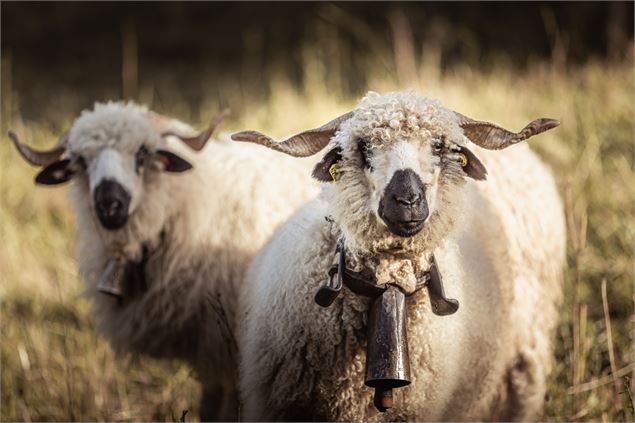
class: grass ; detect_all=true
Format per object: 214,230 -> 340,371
1,56 -> 633,421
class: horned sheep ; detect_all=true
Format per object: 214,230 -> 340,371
233,90 -> 565,421
9,101 -> 321,421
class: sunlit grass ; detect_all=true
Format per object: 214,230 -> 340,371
1,59 -> 633,421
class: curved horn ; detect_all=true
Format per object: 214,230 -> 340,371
161,108 -> 231,151
454,112 -> 560,150
8,130 -> 68,166
231,111 -> 354,157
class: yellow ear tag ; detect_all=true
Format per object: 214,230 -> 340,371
329,163 -> 339,182
458,153 -> 468,168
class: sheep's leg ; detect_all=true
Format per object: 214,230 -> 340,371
219,388 -> 239,422
199,384 -> 238,422
497,350 -> 547,421
199,385 -> 222,422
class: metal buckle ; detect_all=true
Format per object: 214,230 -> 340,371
314,238 -> 345,307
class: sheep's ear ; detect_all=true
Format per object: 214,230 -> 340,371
35,159 -> 75,185
312,147 -> 342,182
457,146 -> 487,181
155,150 -> 193,173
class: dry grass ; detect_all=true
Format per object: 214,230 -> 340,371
1,57 -> 633,421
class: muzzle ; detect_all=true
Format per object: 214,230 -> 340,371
378,169 -> 428,237
93,179 -> 131,230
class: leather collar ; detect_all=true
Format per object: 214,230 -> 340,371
315,237 -> 459,316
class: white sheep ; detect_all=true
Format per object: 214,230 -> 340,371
9,101 -> 321,421
232,90 -> 565,421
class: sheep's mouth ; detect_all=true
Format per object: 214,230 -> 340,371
96,212 -> 129,230
382,216 -> 425,237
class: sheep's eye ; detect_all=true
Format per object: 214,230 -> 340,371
357,138 -> 373,171
73,156 -> 87,170
432,138 -> 445,155
135,145 -> 148,172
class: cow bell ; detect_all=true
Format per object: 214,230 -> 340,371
97,257 -> 127,298
365,285 -> 411,412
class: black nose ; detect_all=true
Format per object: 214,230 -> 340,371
394,192 -> 421,207
378,169 -> 428,237
94,180 -> 131,230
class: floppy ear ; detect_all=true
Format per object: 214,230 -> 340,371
457,146 -> 487,181
155,150 -> 193,173
35,159 -> 75,185
312,147 -> 342,182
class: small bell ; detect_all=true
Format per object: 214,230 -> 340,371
97,257 -> 127,298
365,285 -> 411,412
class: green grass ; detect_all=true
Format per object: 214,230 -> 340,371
1,59 -> 633,421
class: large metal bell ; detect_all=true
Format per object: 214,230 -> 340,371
364,285 -> 411,412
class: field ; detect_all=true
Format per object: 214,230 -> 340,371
1,56 -> 633,421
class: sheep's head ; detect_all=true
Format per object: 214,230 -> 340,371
235,90 -> 559,254
9,102 -> 227,231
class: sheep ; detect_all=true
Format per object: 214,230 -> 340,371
9,101 -> 321,421
232,90 -> 565,421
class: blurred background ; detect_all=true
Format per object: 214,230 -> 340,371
1,2 -> 633,421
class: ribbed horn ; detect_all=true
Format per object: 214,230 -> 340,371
231,111 -> 354,157
161,108 -> 231,151
8,130 -> 68,167
454,112 -> 560,150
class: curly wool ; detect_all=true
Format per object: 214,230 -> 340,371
324,91 -> 468,261
239,90 -> 565,421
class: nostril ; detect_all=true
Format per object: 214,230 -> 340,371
394,193 -> 421,207
93,180 -> 130,230
107,200 -> 122,216
97,199 -> 123,216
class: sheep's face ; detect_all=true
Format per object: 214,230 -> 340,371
231,90 -> 557,254
352,137 -> 443,237
34,103 -> 193,231
315,93 -> 486,253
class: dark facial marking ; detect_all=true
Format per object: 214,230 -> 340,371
75,156 -> 87,170
432,137 -> 445,155
357,138 -> 373,171
93,179 -> 131,230
430,137 -> 488,181
135,145 -> 148,173
378,168 -> 428,237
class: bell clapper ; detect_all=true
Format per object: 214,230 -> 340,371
374,387 -> 394,412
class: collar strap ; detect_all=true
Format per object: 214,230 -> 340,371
341,267 -> 386,298
314,237 -> 459,316
426,255 -> 459,316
